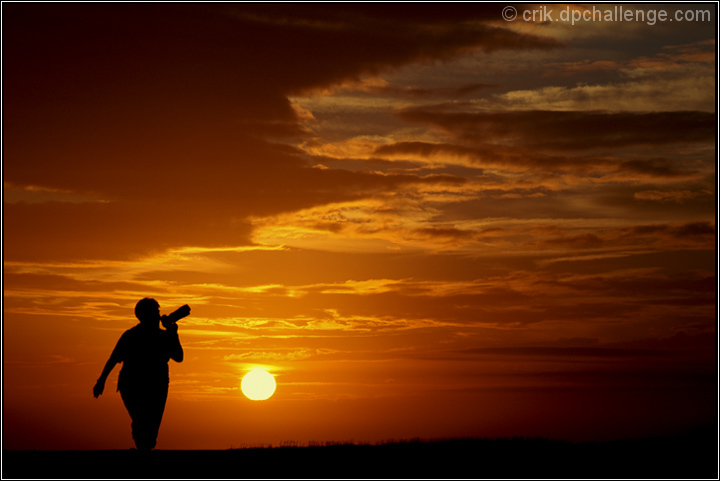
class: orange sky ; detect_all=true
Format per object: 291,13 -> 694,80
3,3 -> 716,450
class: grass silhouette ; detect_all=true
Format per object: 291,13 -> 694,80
3,425 -> 716,479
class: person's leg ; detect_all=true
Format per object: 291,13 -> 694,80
145,383 -> 169,449
122,382 -> 169,450
120,386 -> 149,450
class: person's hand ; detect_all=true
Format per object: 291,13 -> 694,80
93,379 -> 105,398
165,321 -> 179,334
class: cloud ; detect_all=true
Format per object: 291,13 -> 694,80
489,76 -> 715,112
375,141 -> 705,184
5,355 -> 79,366
459,346 -> 671,358
476,38 -> 715,112
332,79 -> 500,100
4,4 -> 561,264
548,39 -> 714,77
623,39 -> 716,76
223,349 -> 333,362
393,110 -> 715,151
634,189 -> 713,203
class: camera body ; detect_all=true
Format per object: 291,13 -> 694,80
161,304 -> 191,328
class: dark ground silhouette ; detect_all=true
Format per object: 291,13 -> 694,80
3,425 -> 716,479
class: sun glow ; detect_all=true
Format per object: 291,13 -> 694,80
241,369 -> 277,401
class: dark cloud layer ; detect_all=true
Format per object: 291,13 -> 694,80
394,110 -> 715,150
4,3 -> 559,261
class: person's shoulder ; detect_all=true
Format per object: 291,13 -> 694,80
122,324 -> 142,337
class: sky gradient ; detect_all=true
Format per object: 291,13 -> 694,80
3,3 -> 716,450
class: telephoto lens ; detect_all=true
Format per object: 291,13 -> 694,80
162,304 -> 190,327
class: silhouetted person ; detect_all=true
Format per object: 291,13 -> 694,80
93,298 -> 189,451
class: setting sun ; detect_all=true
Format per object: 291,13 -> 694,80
241,369 -> 277,401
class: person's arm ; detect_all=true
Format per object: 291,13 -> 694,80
93,335 -> 124,398
165,322 -> 184,363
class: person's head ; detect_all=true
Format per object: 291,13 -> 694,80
135,298 -> 160,325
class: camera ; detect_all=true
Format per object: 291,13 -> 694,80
161,304 -> 191,328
